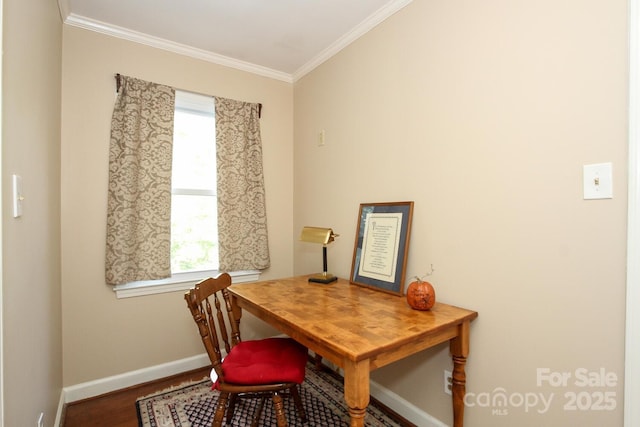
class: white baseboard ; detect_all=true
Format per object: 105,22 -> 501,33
54,392 -> 65,427
56,352 -> 444,427
60,353 -> 210,405
369,379 -> 447,427
56,353 -> 210,426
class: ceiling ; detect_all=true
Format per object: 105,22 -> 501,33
58,0 -> 412,82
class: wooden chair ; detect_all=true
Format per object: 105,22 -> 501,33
184,273 -> 308,427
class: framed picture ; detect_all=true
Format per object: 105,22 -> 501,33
350,201 -> 414,295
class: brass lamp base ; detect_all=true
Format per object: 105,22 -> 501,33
308,273 -> 338,284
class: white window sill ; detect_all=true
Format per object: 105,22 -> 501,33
113,270 -> 261,299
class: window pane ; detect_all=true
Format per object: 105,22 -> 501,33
171,194 -> 218,273
172,109 -> 216,190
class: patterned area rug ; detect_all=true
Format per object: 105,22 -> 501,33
136,362 -> 411,426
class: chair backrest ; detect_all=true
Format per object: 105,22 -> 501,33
185,273 -> 241,382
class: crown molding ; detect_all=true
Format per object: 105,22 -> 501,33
61,0 -> 412,84
292,0 -> 413,82
63,13 -> 294,83
57,0 -> 69,22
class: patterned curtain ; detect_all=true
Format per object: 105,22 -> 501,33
215,96 -> 270,271
105,76 -> 175,286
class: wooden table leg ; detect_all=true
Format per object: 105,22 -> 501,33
449,321 -> 471,427
343,359 -> 370,427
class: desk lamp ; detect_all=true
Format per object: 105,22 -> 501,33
300,226 -> 339,284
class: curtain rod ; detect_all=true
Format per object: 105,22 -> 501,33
114,73 -> 262,118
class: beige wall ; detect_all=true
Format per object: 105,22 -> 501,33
61,26 -> 294,385
36,0 -> 631,425
2,0 -> 63,425
294,1 -> 628,426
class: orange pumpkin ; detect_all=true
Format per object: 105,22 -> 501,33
406,279 -> 436,311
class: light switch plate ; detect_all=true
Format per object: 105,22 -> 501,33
12,174 -> 23,217
583,163 -> 613,200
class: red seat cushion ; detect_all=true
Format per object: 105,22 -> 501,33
214,338 -> 307,389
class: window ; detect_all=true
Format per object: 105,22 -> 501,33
113,91 -> 259,298
171,91 -> 218,273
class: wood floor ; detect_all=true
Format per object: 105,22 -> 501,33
61,366 -> 211,427
62,364 -> 416,427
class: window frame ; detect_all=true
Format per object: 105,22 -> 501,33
113,270 -> 260,298
112,90 -> 262,298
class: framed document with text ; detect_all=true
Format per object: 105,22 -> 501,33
350,201 -> 414,295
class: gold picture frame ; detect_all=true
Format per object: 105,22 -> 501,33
350,201 -> 414,296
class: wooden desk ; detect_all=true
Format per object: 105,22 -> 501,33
228,275 -> 478,427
